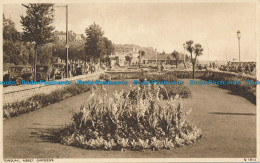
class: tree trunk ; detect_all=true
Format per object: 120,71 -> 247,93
34,44 -> 38,81
139,53 -> 141,68
183,60 -> 186,69
192,63 -> 195,79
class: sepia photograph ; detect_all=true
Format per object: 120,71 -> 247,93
1,0 -> 259,162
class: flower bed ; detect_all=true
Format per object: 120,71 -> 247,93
57,85 -> 201,151
138,74 -> 191,98
3,84 -> 92,119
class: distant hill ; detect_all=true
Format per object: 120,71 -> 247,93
113,44 -> 156,59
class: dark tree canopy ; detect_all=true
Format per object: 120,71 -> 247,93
3,14 -> 28,65
20,3 -> 55,80
85,22 -> 104,62
20,3 -> 55,45
85,22 -> 114,63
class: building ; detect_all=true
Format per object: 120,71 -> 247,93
75,34 -> 83,42
142,53 -> 184,64
57,34 -> 66,41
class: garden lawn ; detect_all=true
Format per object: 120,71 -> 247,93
3,79 -> 256,158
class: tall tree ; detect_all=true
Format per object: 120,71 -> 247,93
103,37 -> 115,56
20,3 -> 55,81
3,14 -> 25,65
185,40 -> 203,79
85,22 -> 104,63
171,50 -> 180,68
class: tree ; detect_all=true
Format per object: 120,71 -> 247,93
171,50 -> 180,68
20,3 -> 55,81
85,22 -> 104,63
103,37 -> 115,56
138,50 -> 145,68
52,30 -> 86,63
125,54 -> 133,66
161,50 -> 166,55
185,40 -> 203,79
3,14 -> 25,65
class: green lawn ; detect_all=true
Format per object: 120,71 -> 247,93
3,79 -> 256,158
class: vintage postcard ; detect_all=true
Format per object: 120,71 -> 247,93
0,0 -> 259,162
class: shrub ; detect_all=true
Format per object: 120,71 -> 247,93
200,72 -> 256,104
57,85 -> 201,151
99,73 -> 111,81
3,83 -> 92,119
138,74 -> 191,98
139,73 -> 178,82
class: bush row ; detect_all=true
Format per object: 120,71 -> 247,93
100,72 -> 142,80
138,73 -> 191,98
200,72 -> 256,104
3,84 -> 92,119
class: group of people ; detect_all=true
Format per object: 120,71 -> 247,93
68,62 -> 102,77
219,62 -> 256,75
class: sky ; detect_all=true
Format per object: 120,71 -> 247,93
3,2 -> 257,61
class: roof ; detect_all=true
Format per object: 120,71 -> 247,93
144,53 -> 185,60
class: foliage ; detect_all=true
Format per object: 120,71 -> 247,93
200,72 -> 256,104
139,73 -> 178,82
20,3 -> 55,80
125,54 -> 134,66
171,50 -> 180,68
138,50 -> 145,68
184,40 -> 203,79
99,72 -> 142,80
164,71 -> 207,79
3,14 -> 29,65
57,85 -> 202,151
3,84 -> 92,119
85,22 -> 115,63
20,3 -> 55,45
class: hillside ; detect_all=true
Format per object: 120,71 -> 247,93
113,44 -> 156,59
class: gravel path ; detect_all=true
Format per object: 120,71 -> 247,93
3,79 -> 256,158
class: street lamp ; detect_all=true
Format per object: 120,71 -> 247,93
155,48 -> 158,68
237,30 -> 241,63
54,4 -> 69,78
183,43 -> 186,62
183,43 -> 186,69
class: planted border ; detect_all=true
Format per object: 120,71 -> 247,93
3,83 -> 92,119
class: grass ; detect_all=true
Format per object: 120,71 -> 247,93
3,79 -> 256,158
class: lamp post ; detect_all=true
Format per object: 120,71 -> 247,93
183,43 -> 186,62
237,30 -> 241,63
183,43 -> 186,69
155,48 -> 158,68
54,4 -> 69,78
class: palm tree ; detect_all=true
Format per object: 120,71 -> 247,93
185,40 -> 203,79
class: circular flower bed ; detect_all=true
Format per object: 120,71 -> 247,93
57,84 -> 202,151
